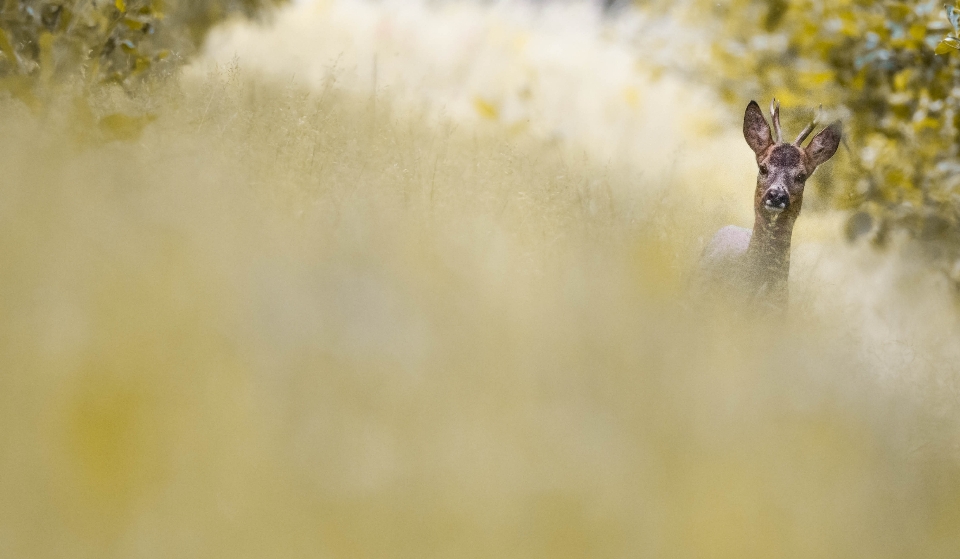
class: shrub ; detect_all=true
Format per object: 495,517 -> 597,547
661,0 -> 960,283
0,0 -> 284,105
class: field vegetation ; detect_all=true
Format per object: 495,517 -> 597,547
0,1 -> 959,558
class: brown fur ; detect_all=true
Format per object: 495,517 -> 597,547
701,100 -> 841,311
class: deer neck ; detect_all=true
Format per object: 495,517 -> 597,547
744,211 -> 797,297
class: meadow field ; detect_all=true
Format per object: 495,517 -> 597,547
2,1 -> 960,558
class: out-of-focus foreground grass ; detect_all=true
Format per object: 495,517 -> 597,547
1,69 -> 960,559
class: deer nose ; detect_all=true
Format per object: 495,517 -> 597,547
763,189 -> 789,213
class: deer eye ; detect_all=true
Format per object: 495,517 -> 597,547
795,173 -> 806,182
759,165 -> 769,175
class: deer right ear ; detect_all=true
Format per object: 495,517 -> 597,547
805,120 -> 842,168
743,100 -> 773,157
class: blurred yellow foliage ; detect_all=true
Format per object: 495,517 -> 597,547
623,86 -> 641,109
0,0 -> 285,100
0,3 -> 956,557
474,96 -> 500,120
99,112 -> 157,141
0,50 -> 957,559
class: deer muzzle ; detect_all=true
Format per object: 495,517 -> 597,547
762,188 -> 789,214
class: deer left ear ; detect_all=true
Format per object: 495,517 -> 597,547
743,100 -> 773,157
805,121 -> 842,168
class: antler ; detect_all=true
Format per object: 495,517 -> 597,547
794,104 -> 823,146
770,98 -> 782,143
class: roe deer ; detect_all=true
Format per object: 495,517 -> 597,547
700,99 -> 842,310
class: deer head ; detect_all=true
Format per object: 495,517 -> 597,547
742,99 -> 842,224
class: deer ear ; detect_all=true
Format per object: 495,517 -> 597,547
805,121 -> 842,168
743,100 -> 773,157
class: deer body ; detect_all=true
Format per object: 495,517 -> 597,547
700,100 -> 842,309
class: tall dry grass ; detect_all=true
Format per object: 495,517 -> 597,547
0,63 -> 957,558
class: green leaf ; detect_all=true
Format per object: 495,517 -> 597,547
935,36 -> 960,54
0,28 -> 19,70
123,17 -> 146,31
116,0 -> 127,13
